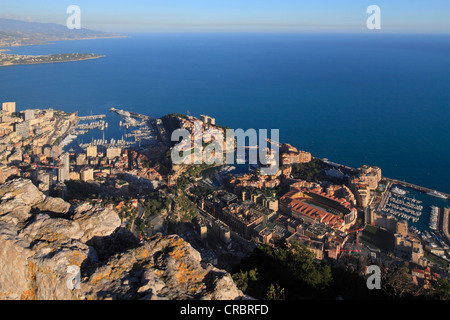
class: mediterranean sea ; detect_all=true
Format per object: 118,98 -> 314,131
0,32 -> 449,194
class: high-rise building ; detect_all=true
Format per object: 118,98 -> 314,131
86,144 -> 97,158
76,153 -> 86,166
52,145 -> 63,157
38,170 -> 53,187
13,121 -> 29,138
2,102 -> 16,113
200,114 -> 216,125
69,171 -> 80,180
32,145 -> 42,156
23,109 -> 35,121
58,152 -> 70,182
43,145 -> 52,157
396,220 -> 408,237
106,147 -> 122,159
80,166 -> 94,182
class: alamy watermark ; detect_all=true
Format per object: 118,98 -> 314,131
65,5 -> 381,31
366,265 -> 381,290
367,5 -> 381,30
66,265 -> 81,290
171,121 -> 279,176
66,5 -> 81,30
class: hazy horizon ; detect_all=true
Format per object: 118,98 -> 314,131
0,0 -> 449,34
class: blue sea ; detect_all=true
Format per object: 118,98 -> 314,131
0,33 -> 449,195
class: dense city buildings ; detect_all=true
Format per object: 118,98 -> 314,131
0,103 -> 448,297
280,143 -> 312,165
2,101 -> 16,113
200,114 -> 216,126
86,144 -> 98,158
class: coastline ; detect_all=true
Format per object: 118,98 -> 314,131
2,34 -> 448,197
0,34 -> 127,50
0,54 -> 105,68
0,34 -> 124,67
319,157 -> 449,199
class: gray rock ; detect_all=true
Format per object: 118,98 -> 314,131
29,240 -> 96,300
0,180 -> 245,300
0,179 -> 44,226
73,206 -> 121,243
203,269 -> 245,300
82,235 -> 245,300
137,269 -> 166,294
20,214 -> 84,244
35,197 -> 71,214
0,221 -> 33,300
73,202 -> 93,216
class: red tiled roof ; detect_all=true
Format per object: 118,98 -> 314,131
289,199 -> 343,228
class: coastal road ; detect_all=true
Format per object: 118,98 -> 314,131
130,202 -> 145,238
162,196 -> 176,235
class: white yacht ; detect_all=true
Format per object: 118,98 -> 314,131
391,186 -> 406,195
427,190 -> 447,199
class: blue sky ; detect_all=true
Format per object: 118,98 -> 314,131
1,0 -> 449,33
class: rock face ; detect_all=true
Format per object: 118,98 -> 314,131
73,206 -> 122,243
0,179 -> 245,300
0,178 -> 45,226
81,235 -> 244,300
35,196 -> 71,214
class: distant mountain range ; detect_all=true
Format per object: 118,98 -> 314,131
0,18 -> 123,48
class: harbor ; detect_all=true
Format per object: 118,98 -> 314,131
381,184 -> 449,231
429,206 -> 439,231
78,136 -> 134,149
64,108 -> 160,152
379,183 -> 450,261
390,179 -> 449,200
110,107 -> 150,128
78,114 -> 106,121
381,186 -> 423,223
73,119 -> 108,131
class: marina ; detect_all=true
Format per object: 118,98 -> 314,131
380,183 -> 450,261
429,205 -> 439,231
74,120 -> 108,131
381,183 -> 449,232
390,179 -> 449,200
78,114 -> 106,121
111,107 -> 149,128
79,136 -> 134,149
381,187 -> 423,223
67,108 -> 160,151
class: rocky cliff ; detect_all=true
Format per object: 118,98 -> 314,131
0,179 -> 245,300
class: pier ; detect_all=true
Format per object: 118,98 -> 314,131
109,107 -> 151,120
429,206 -> 439,231
443,208 -> 450,242
311,156 -> 357,173
266,138 -> 281,148
110,107 -> 150,128
79,137 -> 134,149
78,114 -> 106,121
75,120 -> 108,131
129,110 -> 151,120
389,179 -> 450,199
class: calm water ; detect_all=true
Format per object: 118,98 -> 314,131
0,33 -> 449,193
